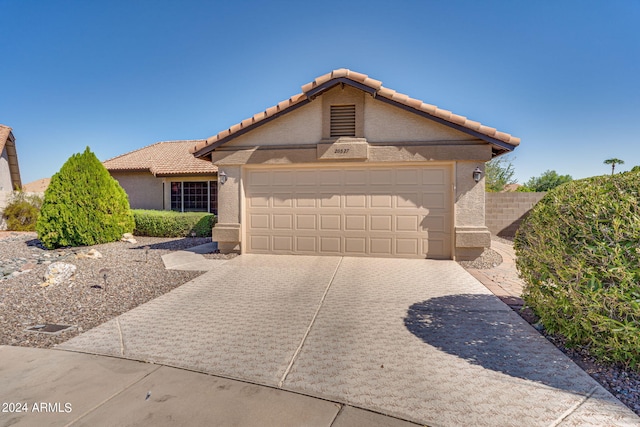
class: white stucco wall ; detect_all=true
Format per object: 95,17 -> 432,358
0,149 -> 13,191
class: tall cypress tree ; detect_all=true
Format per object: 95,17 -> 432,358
36,147 -> 135,249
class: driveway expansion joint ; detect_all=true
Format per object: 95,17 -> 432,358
279,256 -> 344,388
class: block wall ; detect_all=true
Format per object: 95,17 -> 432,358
485,192 -> 546,237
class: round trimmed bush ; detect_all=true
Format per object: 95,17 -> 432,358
36,147 -> 135,248
515,171 -> 640,369
2,191 -> 43,231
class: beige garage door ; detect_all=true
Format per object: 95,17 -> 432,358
245,165 -> 452,259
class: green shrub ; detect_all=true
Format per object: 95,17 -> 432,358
2,191 -> 43,231
515,171 -> 640,369
36,147 -> 135,249
133,210 -> 215,237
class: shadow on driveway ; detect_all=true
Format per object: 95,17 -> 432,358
404,294 -> 595,393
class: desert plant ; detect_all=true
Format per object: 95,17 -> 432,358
36,147 -> 135,248
521,170 -> 572,192
515,171 -> 640,369
2,191 -> 43,231
604,158 -> 624,175
485,154 -> 517,192
133,210 -> 215,237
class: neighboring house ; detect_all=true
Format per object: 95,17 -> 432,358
191,69 -> 520,260
0,125 -> 21,192
0,125 -> 23,227
104,140 -> 218,214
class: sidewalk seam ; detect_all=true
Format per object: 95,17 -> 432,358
278,257 -> 344,388
549,386 -> 598,427
63,365 -> 162,427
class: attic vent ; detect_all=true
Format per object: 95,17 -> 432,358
330,105 -> 356,137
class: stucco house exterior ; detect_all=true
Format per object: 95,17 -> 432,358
0,125 -> 22,192
104,140 -> 218,214
190,69 -> 520,260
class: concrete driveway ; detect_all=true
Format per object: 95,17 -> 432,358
58,255 -> 638,426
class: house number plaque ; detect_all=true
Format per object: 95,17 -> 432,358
317,138 -> 368,160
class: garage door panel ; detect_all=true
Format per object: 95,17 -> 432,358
345,215 -> 366,231
370,238 -> 393,254
422,169 -> 446,185
272,171 -> 295,186
295,194 -> 317,208
296,236 -> 317,252
396,215 -> 420,232
249,235 -> 270,251
273,235 -> 294,251
250,194 -> 270,208
320,237 -> 341,252
397,193 -> 420,209
396,238 -> 419,255
296,214 -> 316,230
245,165 -> 451,259
295,170 -> 318,186
370,169 -> 393,185
320,215 -> 341,230
319,170 -> 342,185
320,194 -> 341,208
371,215 -> 393,231
423,192 -> 447,209
371,194 -> 393,208
421,215 -> 446,231
250,214 -> 270,229
396,169 -> 420,185
345,194 -> 366,208
273,214 -> 293,230
345,237 -> 366,255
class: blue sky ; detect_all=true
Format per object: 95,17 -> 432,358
2,0 -> 639,185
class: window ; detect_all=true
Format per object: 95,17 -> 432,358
330,104 -> 356,137
171,181 -> 218,214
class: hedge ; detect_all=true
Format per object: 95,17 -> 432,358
514,171 -> 640,369
133,210 -> 216,237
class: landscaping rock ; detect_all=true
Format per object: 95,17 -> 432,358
76,249 -> 103,259
121,233 -> 137,244
42,262 -> 76,287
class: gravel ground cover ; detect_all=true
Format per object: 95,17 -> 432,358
0,231 -> 638,415
0,232 -> 207,348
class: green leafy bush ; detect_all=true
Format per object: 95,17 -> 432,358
515,171 -> 640,369
2,191 -> 43,231
36,147 -> 135,248
133,210 -> 215,237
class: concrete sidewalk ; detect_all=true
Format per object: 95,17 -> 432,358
160,242 -> 227,271
54,254 -> 640,426
0,346 -> 417,427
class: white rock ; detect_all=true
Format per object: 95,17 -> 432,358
42,262 -> 77,286
76,249 -> 103,259
121,233 -> 137,244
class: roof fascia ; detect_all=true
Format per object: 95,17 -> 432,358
304,77 -> 378,99
374,95 -> 516,156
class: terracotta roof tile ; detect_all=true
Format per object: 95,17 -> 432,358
191,69 -> 520,157
104,140 -> 217,176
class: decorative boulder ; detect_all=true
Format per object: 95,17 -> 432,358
121,233 -> 137,244
42,262 -> 77,287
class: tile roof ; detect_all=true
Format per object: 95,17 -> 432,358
0,124 -> 22,189
104,140 -> 217,176
191,68 -> 520,158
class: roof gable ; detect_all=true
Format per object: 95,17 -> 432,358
192,69 -> 520,158
104,140 -> 217,176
